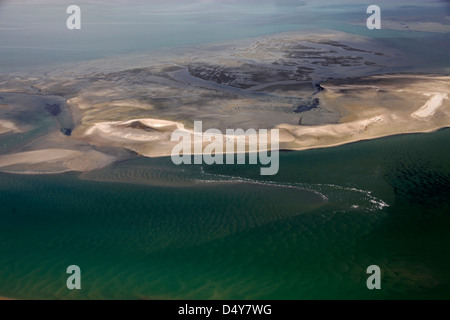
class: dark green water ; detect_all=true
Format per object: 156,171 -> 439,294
0,129 -> 449,299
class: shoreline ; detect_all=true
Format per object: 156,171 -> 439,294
283,123 -> 450,153
1,125 -> 449,176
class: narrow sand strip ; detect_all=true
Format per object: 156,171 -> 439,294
0,149 -> 82,167
0,148 -> 117,173
412,93 -> 448,118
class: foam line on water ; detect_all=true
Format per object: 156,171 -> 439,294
195,167 -> 389,212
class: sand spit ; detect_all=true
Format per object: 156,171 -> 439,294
0,149 -> 117,174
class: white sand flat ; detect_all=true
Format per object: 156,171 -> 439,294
412,93 -> 448,118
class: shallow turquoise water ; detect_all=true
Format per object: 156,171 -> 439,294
1,1 -> 448,74
0,129 -> 449,299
